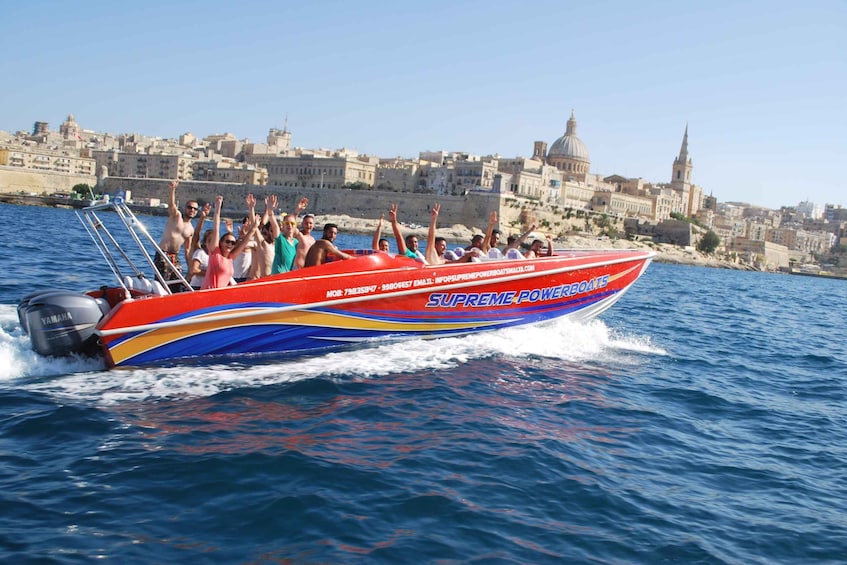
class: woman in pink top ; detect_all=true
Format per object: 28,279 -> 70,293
202,195 -> 258,290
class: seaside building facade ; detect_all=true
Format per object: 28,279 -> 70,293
266,149 -> 379,189
0,144 -> 95,176
1,112 -> 842,265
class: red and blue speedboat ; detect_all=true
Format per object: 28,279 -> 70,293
18,200 -> 654,368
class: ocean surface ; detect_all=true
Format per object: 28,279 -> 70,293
1,202 -> 845,564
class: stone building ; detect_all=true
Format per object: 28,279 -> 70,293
0,144 -> 95,175
115,152 -> 195,180
193,159 -> 268,184
266,149 -> 379,189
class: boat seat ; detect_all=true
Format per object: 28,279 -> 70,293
123,275 -> 168,296
488,248 -> 503,259
506,248 -> 525,260
452,247 -> 465,258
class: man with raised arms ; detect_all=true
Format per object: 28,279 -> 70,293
155,180 -> 199,291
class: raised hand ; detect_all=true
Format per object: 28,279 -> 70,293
266,194 -> 278,212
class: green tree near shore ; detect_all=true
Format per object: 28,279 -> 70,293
71,183 -> 93,199
697,230 -> 720,254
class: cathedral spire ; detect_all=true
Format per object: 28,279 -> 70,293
678,123 -> 689,162
671,123 -> 693,188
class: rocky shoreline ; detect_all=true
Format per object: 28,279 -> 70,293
317,213 -> 752,270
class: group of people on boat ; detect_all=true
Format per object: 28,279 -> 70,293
154,180 -> 555,291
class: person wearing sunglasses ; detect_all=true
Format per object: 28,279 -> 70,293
202,195 -> 260,290
265,195 -> 310,273
269,213 -> 307,274
154,180 -> 201,291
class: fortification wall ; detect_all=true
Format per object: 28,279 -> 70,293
1,169 -> 602,237
0,167 -> 96,195
99,178 -> 509,232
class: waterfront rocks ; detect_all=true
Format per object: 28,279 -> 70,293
314,214 -> 744,269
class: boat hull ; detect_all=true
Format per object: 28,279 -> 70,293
96,250 -> 654,368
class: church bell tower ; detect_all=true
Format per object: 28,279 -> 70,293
671,124 -> 692,190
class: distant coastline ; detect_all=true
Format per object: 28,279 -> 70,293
0,192 -> 752,271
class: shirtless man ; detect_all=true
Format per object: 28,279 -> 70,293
293,210 -> 316,270
304,223 -> 355,267
155,180 -> 199,291
252,194 -> 277,279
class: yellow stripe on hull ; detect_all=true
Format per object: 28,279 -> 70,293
107,307 -> 506,366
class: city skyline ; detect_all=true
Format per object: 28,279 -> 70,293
1,1 -> 843,210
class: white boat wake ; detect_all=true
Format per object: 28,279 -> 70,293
0,304 -> 665,405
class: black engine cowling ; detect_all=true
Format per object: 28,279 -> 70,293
18,291 -> 111,357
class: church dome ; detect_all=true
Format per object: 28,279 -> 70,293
548,111 -> 589,162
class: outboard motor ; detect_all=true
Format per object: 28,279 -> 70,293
18,291 -> 111,357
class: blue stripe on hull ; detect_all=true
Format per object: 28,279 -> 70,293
117,290 -> 623,366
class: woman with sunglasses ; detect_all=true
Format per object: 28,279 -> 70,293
202,195 -> 259,290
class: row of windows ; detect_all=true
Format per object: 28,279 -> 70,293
269,167 -> 344,176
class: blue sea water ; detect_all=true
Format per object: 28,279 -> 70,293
0,202 -> 845,563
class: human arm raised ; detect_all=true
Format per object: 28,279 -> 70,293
482,210 -> 497,252
167,180 -> 180,218
372,213 -> 385,251
211,195 -> 223,251
389,203 -> 408,256
230,214 -> 260,259
425,204 -> 441,265
508,223 -> 538,250
291,225 -> 308,270
188,202 -> 210,256
184,200 -> 210,264
295,196 -> 308,216
267,194 -> 280,240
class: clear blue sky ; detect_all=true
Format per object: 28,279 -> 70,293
2,0 -> 844,209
